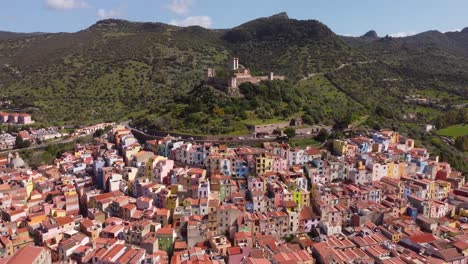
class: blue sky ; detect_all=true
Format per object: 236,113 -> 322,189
1,0 -> 467,37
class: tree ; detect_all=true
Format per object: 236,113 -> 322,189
302,114 -> 314,125
239,111 -> 248,120
315,128 -> 329,142
93,129 -> 105,138
283,127 -> 296,139
454,135 -> 468,152
15,135 -> 31,148
334,113 -> 352,130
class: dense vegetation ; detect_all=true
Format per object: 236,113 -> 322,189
0,13 -> 467,172
223,13 -> 364,80
133,80 -> 315,135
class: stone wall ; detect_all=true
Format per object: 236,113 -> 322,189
253,122 -> 290,134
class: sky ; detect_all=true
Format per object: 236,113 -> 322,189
1,0 -> 467,37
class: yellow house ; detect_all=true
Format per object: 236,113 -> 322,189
436,181 -> 451,199
64,189 -> 77,196
386,161 -> 405,180
170,185 -> 180,194
357,160 -> 366,170
332,140 -> 347,156
256,153 -> 273,175
427,180 -> 437,200
292,187 -> 310,210
390,132 -> 400,144
387,162 -> 396,179
397,162 -> 406,178
23,179 -> 33,199
292,188 -> 302,208
460,208 -> 468,217
28,213 -> 47,226
166,194 -> 179,211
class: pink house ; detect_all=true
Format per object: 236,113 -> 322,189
0,112 -> 8,123
8,113 -> 19,123
228,246 -> 251,264
154,158 -> 174,183
136,196 -> 153,210
267,181 -> 287,208
273,156 -> 288,172
18,113 -> 32,124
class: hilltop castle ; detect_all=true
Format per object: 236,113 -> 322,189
204,57 -> 285,97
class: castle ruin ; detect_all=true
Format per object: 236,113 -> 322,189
204,57 -> 285,97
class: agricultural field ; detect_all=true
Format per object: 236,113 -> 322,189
436,124 -> 468,138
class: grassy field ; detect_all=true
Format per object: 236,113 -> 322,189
289,137 -> 321,147
436,124 -> 468,138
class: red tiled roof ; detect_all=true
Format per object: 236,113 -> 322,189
156,227 -> 174,236
227,246 -> 242,255
6,245 -> 46,263
409,233 -> 437,244
453,240 -> 468,251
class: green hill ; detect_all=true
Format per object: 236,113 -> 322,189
1,13 -> 467,173
0,14 -> 467,134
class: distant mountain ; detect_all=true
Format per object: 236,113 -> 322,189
362,30 -> 378,38
222,13 -> 363,79
0,13 -> 467,128
0,31 -> 46,41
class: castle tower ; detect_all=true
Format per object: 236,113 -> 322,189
204,68 -> 215,79
228,77 -> 237,88
268,72 -> 274,80
229,57 -> 239,71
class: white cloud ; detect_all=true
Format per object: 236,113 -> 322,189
169,16 -> 212,28
97,9 -> 121,19
45,0 -> 90,10
389,31 -> 417,37
167,0 -> 193,15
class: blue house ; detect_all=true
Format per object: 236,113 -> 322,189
235,160 -> 249,178
372,133 -> 390,152
406,207 -> 418,221
349,137 -> 372,154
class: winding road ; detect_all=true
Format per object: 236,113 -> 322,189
0,134 -> 89,155
301,60 -> 377,81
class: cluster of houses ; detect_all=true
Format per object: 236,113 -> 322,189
0,122 -> 113,151
0,112 -> 33,125
70,122 -> 114,137
16,127 -> 66,143
0,132 -> 16,150
0,125 -> 466,264
0,127 -> 65,151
